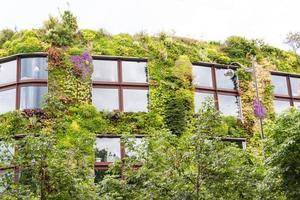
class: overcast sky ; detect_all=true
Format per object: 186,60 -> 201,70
1,0 -> 299,50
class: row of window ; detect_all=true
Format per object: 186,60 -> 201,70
0,136 -> 246,185
1,56 -> 300,115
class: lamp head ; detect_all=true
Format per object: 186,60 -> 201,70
224,68 -> 235,79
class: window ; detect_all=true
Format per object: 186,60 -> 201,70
92,58 -> 148,112
95,137 -> 121,162
95,136 -> 145,182
92,60 -> 118,82
0,170 -> 14,193
271,73 -> 300,113
193,64 -> 240,117
0,60 -> 17,85
0,141 -> 14,166
193,66 -> 213,87
21,57 -> 48,80
290,77 -> 300,97
273,99 -> 291,113
122,61 -> 147,83
20,86 -> 47,109
92,88 -> 119,112
0,55 -> 48,113
123,89 -> 148,112
218,94 -> 240,116
272,75 -> 288,95
0,88 -> 16,114
194,92 -> 214,113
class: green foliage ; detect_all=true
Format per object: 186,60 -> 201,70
0,29 -> 14,47
264,108 -> 300,199
45,11 -> 78,47
98,101 -> 262,199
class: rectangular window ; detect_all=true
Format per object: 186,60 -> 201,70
272,75 -> 289,95
192,66 -> 213,87
20,86 -> 47,109
0,60 -> 17,85
0,170 -> 14,193
215,68 -> 235,90
0,88 -> 16,114
125,137 -> 146,158
273,99 -> 291,113
271,73 -> 300,114
92,60 -> 118,82
95,137 -> 121,162
193,64 -> 240,117
21,57 -> 48,80
218,94 -> 240,117
92,88 -> 119,112
0,141 -> 14,166
290,77 -> 300,97
92,58 -> 148,112
123,89 -> 148,112
122,61 -> 147,83
194,92 -> 214,113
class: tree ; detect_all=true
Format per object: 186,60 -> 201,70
285,32 -> 300,53
264,108 -> 300,199
97,100 -> 262,199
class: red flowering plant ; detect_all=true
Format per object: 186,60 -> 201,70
253,99 -> 266,119
70,51 -> 92,78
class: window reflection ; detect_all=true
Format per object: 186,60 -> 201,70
194,92 -> 214,113
0,141 -> 14,165
21,57 -> 48,80
92,88 -> 119,111
218,95 -> 239,116
0,88 -> 16,114
123,89 -> 148,112
122,61 -> 147,83
294,101 -> 300,108
20,86 -> 47,109
273,100 -> 291,113
92,60 -> 118,82
125,138 -> 146,158
0,60 -> 17,85
215,68 -> 235,89
95,138 -> 121,162
0,170 -> 13,193
192,66 -> 213,87
290,77 -> 300,97
272,75 -> 288,95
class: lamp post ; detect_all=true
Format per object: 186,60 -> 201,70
245,56 -> 265,159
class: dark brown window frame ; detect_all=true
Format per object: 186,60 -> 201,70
193,62 -> 240,114
0,53 -> 48,111
271,71 -> 300,107
92,56 -> 149,112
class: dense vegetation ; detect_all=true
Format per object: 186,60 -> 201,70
0,11 -> 299,199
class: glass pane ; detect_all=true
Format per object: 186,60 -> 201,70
273,100 -> 291,113
122,61 -> 147,83
0,60 -> 17,85
216,68 -> 235,89
92,60 -> 118,82
192,65 -> 213,87
0,141 -> 14,165
194,92 -> 214,113
272,75 -> 288,95
20,86 -> 47,109
218,95 -> 240,116
123,89 -> 148,112
0,170 -> 13,193
0,88 -> 16,114
21,57 -> 48,80
125,138 -> 146,158
92,88 -> 119,111
95,137 -> 120,162
290,77 -> 300,97
294,101 -> 300,108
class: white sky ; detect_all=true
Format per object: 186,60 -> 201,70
1,0 -> 299,50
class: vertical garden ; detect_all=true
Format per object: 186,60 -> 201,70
0,11 -> 299,199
